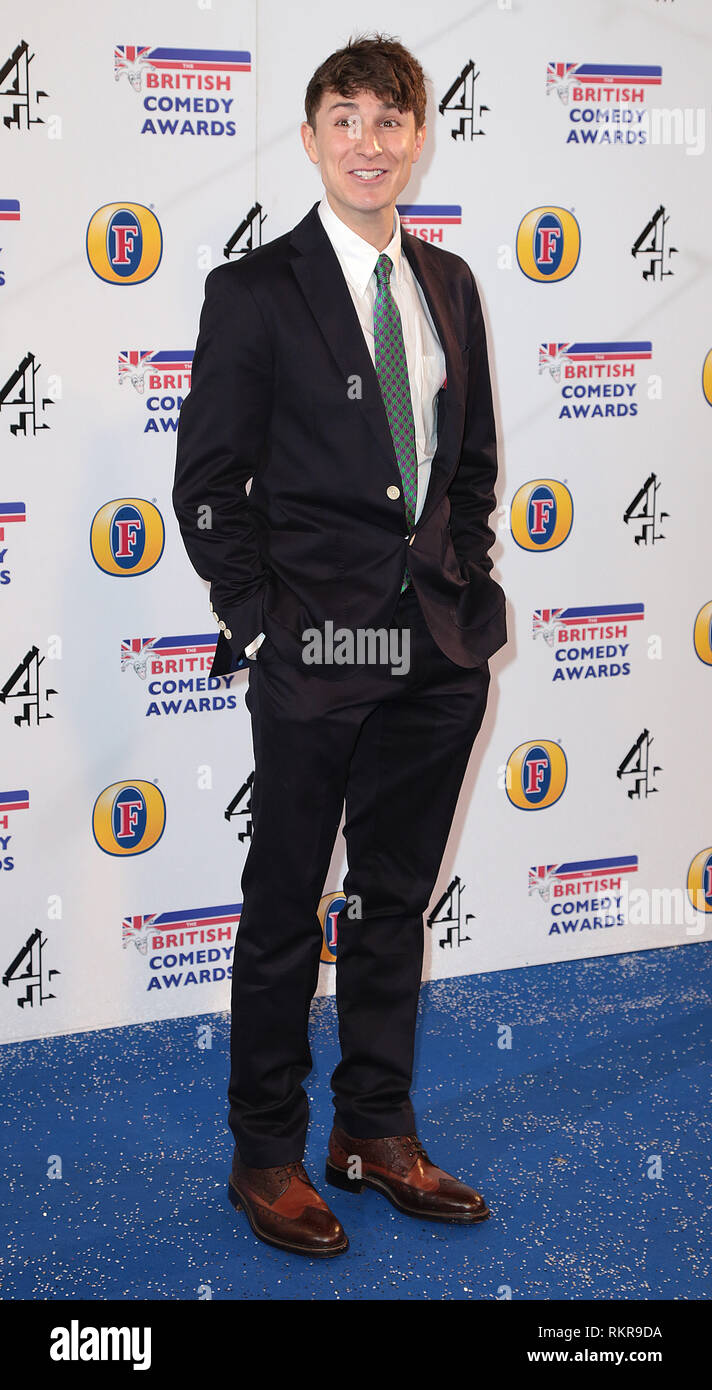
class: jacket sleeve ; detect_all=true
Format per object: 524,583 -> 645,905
446,269 -> 499,575
172,262 -> 273,658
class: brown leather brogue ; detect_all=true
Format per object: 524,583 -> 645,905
228,1153 -> 349,1256
325,1126 -> 490,1223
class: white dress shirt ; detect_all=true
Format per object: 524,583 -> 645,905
244,193 -> 446,658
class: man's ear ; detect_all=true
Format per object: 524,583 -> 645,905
412,123 -> 427,164
301,121 -> 320,165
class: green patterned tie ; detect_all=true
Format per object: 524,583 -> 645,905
373,252 -> 417,594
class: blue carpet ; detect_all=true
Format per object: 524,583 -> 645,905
2,944 -> 711,1300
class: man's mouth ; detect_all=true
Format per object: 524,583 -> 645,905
349,168 -> 388,181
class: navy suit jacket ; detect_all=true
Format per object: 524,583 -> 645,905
172,200 -> 507,676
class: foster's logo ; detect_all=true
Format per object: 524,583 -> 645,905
687,848 -> 712,915
86,203 -> 162,284
516,207 -> 580,282
93,780 -> 166,856
510,479 -> 573,551
90,498 -> 164,575
319,891 -> 345,964
703,350 -> 712,407
694,601 -> 712,665
506,740 -> 568,810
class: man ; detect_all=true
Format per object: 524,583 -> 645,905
173,34 -> 507,1258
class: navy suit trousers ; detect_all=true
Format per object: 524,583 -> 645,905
227,583 -> 491,1166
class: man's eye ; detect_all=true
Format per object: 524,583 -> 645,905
334,117 -> 400,127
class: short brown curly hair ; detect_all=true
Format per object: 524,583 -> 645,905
305,33 -> 427,133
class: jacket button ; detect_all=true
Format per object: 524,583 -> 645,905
224,628 -> 232,640
387,485 -> 400,500
219,620 -> 226,630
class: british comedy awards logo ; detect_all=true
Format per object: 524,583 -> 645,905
546,61 -> 662,145
529,855 -> 638,936
118,349 -> 193,435
0,787 -> 28,872
397,204 -> 462,243
123,904 -> 240,992
0,197 -> 21,286
114,44 -> 251,136
532,603 -> 645,682
121,634 -> 244,717
539,340 -> 652,420
0,500 -> 26,585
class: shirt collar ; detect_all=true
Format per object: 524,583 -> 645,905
318,193 -> 403,298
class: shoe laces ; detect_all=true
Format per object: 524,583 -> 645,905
401,1134 -> 428,1161
273,1161 -> 307,1185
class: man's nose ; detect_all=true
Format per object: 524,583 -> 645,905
350,120 -> 383,156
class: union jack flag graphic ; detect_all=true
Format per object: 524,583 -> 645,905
546,62 -> 580,96
538,343 -> 571,379
528,863 -> 562,899
0,199 -> 20,222
532,609 -> 566,644
533,603 -> 645,646
547,61 -> 662,103
114,45 -> 251,92
529,855 -> 638,901
0,501 -> 26,542
121,913 -> 160,955
121,637 -> 160,676
118,350 -> 193,394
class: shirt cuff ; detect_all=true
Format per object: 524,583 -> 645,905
244,631 -> 266,659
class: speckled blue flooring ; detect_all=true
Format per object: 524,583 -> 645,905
2,943 -> 711,1300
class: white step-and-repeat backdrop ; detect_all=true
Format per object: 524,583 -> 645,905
2,0 -> 710,1042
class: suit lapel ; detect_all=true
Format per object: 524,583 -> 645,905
289,203 -> 466,532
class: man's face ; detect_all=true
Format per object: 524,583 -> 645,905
301,87 -> 425,223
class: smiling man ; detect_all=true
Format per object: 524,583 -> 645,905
302,86 -> 426,242
173,33 -> 507,1258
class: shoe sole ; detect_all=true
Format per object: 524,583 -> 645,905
324,1159 -> 491,1224
227,1178 -> 349,1257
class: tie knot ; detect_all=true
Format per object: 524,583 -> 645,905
375,252 -> 393,287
